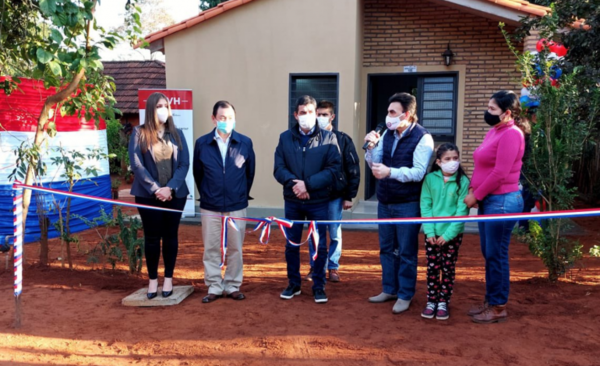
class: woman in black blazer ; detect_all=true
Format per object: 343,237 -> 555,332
129,92 -> 190,299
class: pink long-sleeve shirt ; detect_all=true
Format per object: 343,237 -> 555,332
470,120 -> 525,201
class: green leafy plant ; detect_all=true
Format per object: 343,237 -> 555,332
518,2 -> 600,203
73,207 -> 144,273
106,119 -> 129,175
74,208 -> 123,271
590,246 -> 600,258
49,146 -> 111,269
0,0 -> 144,235
501,22 -> 600,281
116,207 -> 145,274
199,0 -> 227,11
111,178 -> 122,190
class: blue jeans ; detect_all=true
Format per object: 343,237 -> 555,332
478,191 -> 524,306
309,198 -> 343,270
284,200 -> 329,291
378,201 -> 421,301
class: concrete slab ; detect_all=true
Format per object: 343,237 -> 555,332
122,285 -> 194,307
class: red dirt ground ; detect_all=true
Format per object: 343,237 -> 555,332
1,211 -> 599,365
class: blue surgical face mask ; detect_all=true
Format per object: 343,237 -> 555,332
217,120 -> 235,134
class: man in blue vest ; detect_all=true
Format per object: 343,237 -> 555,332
364,92 -> 434,314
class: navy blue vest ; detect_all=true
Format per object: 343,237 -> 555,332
377,123 -> 429,204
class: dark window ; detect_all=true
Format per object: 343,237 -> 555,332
417,75 -> 457,144
289,74 -> 339,129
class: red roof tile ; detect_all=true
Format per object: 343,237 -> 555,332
103,61 -> 166,114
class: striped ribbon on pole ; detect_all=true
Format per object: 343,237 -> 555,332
12,184 -> 23,328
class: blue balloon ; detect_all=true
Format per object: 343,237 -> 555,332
550,65 -> 562,80
520,95 -> 540,108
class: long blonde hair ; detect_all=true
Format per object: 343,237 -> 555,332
139,92 -> 182,153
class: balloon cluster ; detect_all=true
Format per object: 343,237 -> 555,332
520,38 -> 570,114
535,38 -> 568,57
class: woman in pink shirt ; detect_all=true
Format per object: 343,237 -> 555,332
464,90 -> 530,324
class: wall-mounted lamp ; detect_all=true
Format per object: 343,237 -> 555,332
441,42 -> 455,66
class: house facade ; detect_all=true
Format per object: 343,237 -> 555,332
144,0 -> 547,213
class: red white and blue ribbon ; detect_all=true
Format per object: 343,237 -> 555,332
219,216 -> 239,268
13,185 -> 23,297
247,218 -> 319,259
12,182 -> 600,277
250,216 -> 293,244
12,183 -> 184,213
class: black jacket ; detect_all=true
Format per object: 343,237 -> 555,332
193,129 -> 255,212
330,129 -> 361,201
274,124 -> 341,204
129,126 -> 190,198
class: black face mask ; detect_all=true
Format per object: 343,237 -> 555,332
484,111 -> 502,126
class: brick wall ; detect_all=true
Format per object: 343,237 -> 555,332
363,0 -> 523,173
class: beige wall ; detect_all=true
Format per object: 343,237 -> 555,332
164,0 -> 361,209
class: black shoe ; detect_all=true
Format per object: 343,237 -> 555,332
280,285 -> 301,300
162,290 -> 173,298
314,289 -> 328,304
147,292 -> 157,300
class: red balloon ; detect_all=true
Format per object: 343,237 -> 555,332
536,38 -> 557,53
551,44 -> 568,57
535,38 -> 546,52
551,79 -> 560,88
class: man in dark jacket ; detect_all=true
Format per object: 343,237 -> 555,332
274,95 -> 341,304
305,100 -> 360,283
193,100 -> 255,304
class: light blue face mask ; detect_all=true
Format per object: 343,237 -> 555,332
217,120 -> 235,134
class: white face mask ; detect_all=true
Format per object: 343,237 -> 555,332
156,107 -> 169,124
317,116 -> 331,129
298,114 -> 316,131
386,114 -> 408,130
441,161 -> 460,175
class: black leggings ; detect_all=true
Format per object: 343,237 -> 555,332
425,234 -> 463,304
135,196 -> 186,279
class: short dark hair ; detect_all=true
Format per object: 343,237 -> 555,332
212,100 -> 236,117
388,92 -> 418,123
317,100 -> 335,115
295,95 -> 317,113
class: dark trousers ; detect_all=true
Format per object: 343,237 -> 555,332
378,201 -> 421,301
284,200 -> 329,291
135,196 -> 186,280
425,234 -> 463,304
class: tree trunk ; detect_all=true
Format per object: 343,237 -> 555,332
39,217 -> 49,266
